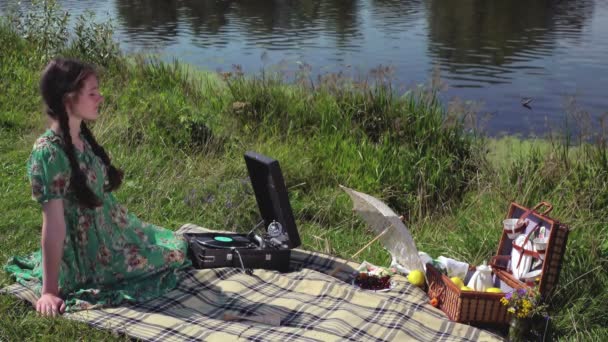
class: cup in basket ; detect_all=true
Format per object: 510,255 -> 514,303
503,218 -> 525,239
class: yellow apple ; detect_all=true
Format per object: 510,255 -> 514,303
450,276 -> 464,289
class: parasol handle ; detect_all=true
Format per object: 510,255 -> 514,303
329,225 -> 393,277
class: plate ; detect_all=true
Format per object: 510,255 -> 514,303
511,235 -> 533,279
522,269 -> 542,281
351,278 -> 396,292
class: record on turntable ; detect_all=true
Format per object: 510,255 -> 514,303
195,233 -> 256,249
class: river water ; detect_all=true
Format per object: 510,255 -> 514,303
2,0 -> 607,136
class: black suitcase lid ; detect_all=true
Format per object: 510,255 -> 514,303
244,151 -> 301,249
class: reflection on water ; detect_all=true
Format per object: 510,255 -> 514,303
428,0 -> 593,85
115,0 -> 363,50
116,0 -> 180,44
1,0 -> 606,135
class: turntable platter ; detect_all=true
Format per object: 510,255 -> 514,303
196,233 -> 255,249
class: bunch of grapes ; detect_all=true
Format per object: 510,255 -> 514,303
354,272 -> 391,290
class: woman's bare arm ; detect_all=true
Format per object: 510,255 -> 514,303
41,199 -> 66,294
37,199 -> 67,315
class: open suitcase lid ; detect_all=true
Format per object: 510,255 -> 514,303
244,151 -> 301,249
492,202 -> 569,297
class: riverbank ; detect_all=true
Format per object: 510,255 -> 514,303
1,7 -> 607,341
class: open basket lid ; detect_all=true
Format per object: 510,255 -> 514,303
492,202 -> 570,297
244,151 -> 301,249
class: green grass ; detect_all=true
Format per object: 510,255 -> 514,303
1,5 -> 608,341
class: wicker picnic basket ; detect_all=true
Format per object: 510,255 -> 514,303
426,202 -> 570,326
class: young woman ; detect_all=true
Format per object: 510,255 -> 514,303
5,58 -> 191,316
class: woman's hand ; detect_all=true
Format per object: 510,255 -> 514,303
36,293 -> 65,317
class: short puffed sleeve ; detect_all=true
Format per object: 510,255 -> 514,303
27,138 -> 71,203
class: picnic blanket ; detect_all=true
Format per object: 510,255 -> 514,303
2,224 -> 503,341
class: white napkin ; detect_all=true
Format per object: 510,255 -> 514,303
437,256 -> 469,279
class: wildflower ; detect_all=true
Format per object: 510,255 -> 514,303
501,287 -> 548,320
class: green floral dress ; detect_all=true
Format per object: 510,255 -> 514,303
5,129 -> 191,311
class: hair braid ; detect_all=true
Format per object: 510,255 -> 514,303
80,122 -> 124,191
57,112 -> 101,208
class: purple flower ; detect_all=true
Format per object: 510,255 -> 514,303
517,288 -> 526,296
505,292 -> 513,300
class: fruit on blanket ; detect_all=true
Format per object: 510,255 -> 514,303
354,272 -> 391,290
450,276 -> 464,289
430,297 -> 439,307
460,286 -> 473,291
485,287 -> 502,293
407,270 -> 425,287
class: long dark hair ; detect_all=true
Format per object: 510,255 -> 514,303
40,58 -> 123,208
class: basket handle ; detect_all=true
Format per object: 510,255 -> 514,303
531,201 -> 553,216
517,201 -> 553,224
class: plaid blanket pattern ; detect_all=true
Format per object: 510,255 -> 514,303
2,224 -> 503,341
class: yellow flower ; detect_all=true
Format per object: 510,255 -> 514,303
508,308 -> 516,314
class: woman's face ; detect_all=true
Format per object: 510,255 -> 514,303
67,75 -> 104,121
